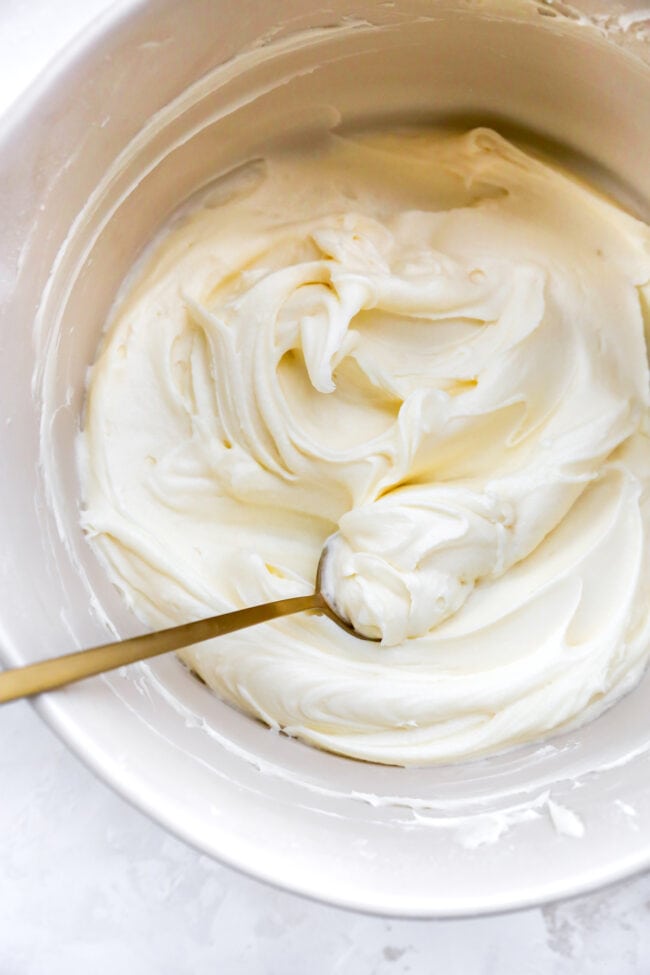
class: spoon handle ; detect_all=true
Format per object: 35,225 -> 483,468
0,592 -> 323,704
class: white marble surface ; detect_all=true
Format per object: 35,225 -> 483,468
3,2 -> 650,972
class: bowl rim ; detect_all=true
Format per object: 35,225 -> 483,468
30,686 -> 650,918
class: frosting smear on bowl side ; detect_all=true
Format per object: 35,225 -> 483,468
80,128 -> 650,765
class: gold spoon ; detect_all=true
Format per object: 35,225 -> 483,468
0,538 -> 373,704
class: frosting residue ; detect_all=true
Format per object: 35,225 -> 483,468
80,128 -> 650,765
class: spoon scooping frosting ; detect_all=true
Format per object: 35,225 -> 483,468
77,128 -> 650,765
0,542 -> 374,705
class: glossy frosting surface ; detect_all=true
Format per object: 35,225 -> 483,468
80,129 -> 650,764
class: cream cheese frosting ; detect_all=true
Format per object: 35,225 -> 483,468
79,128 -> 650,765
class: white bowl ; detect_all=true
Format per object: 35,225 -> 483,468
2,0 -> 650,917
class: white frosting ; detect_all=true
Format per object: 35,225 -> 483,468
80,128 -> 650,765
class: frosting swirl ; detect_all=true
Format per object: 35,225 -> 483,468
80,129 -> 650,764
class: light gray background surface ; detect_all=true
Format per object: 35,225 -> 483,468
2,2 -> 650,972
